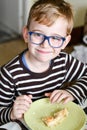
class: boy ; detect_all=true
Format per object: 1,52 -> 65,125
0,0 -> 87,125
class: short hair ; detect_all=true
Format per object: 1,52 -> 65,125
27,0 -> 74,35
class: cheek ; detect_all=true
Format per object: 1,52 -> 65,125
51,49 -> 61,59
53,48 -> 62,55
28,42 -> 36,52
27,42 -> 32,51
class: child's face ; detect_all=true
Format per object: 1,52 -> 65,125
23,17 -> 71,63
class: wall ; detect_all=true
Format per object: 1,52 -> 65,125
66,0 -> 87,27
0,0 -> 23,34
0,0 -> 86,34
23,0 -> 36,26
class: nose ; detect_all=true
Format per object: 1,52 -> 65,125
41,39 -> 49,48
40,36 -> 50,48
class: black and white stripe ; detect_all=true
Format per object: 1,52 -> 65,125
0,51 -> 87,124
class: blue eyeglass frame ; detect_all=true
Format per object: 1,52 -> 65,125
28,31 -> 66,48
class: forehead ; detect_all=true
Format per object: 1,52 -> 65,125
29,17 -> 68,36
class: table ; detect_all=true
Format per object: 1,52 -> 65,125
0,116 -> 87,130
0,120 -> 29,130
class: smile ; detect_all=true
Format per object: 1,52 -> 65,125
37,49 -> 52,54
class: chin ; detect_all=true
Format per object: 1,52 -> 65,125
38,58 -> 51,63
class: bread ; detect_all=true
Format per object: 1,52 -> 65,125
42,108 -> 69,127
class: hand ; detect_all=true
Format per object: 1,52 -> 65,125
45,90 -> 75,104
11,94 -> 32,120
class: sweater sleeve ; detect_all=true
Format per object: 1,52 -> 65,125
64,54 -> 87,105
0,66 -> 15,125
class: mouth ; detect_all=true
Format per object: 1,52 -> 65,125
37,49 -> 52,54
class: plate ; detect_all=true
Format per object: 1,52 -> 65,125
24,98 -> 86,130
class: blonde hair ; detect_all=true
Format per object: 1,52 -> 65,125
27,0 -> 74,35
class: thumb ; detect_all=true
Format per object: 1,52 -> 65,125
45,92 -> 51,97
28,94 -> 32,98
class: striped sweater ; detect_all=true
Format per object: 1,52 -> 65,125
0,50 -> 87,124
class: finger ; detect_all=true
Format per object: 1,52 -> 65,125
12,101 -> 31,120
13,107 -> 26,119
62,97 -> 71,104
45,92 -> 51,97
28,94 -> 32,104
28,94 -> 32,98
56,93 -> 69,103
16,95 -> 32,106
15,103 -> 31,111
50,90 -> 61,103
62,95 -> 75,104
11,95 -> 32,120
18,100 -> 31,108
14,95 -> 32,111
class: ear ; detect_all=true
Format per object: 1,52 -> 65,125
61,35 -> 71,49
22,26 -> 29,43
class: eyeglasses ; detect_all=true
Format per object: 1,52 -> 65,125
28,31 -> 66,48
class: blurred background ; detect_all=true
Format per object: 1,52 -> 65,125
0,0 -> 87,66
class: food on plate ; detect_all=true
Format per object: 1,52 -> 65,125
42,108 -> 69,127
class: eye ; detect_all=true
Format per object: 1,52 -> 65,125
51,36 -> 62,41
33,32 -> 42,38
